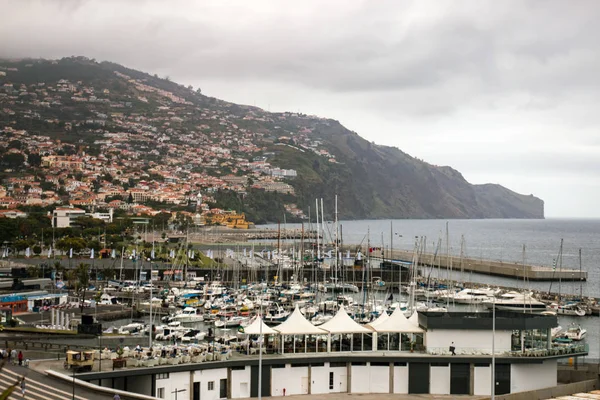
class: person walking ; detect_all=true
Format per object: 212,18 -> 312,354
20,377 -> 26,397
18,351 -> 23,366
450,342 -> 456,356
10,349 -> 17,365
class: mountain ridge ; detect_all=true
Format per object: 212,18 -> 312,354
0,57 -> 544,222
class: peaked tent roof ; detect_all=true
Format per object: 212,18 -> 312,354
408,311 -> 421,329
319,305 -> 372,333
373,307 -> 425,333
273,306 -> 327,335
243,316 -> 278,335
366,311 -> 390,330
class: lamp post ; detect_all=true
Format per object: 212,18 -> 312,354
72,364 -> 75,400
258,294 -> 263,400
491,296 -> 495,400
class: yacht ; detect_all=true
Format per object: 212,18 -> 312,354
263,303 -> 290,324
563,323 -> 587,341
483,291 -> 547,312
214,316 -> 249,328
548,302 -> 587,317
171,307 -> 205,323
451,288 -> 495,305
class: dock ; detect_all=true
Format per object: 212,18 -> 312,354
389,249 -> 588,282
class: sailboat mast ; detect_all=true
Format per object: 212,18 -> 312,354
315,199 -> 320,262
579,248 -> 583,299
390,221 -> 393,291
558,239 -> 563,303
335,195 -> 338,285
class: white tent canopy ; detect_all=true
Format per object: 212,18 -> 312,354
408,311 -> 421,330
373,307 -> 425,333
273,306 -> 327,335
366,310 -> 390,330
319,305 -> 371,334
243,316 -> 278,335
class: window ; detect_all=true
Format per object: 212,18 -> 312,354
156,373 -> 169,380
157,388 -> 165,398
329,372 -> 334,390
208,381 -> 215,391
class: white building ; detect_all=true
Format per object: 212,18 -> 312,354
52,207 -> 113,227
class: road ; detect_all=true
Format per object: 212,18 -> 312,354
0,363 -> 114,400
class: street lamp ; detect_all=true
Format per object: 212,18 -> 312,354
491,296 -> 495,400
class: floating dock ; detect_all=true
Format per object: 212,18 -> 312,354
390,249 -> 588,282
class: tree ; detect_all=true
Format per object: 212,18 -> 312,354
32,245 -> 42,255
127,192 -> 134,204
27,153 -> 42,167
8,140 -> 22,150
1,153 -> 25,169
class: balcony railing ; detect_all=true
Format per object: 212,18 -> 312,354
426,343 -> 588,357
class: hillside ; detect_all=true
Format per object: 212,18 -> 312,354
0,57 -> 544,222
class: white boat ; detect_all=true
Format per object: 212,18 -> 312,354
451,288 -> 494,305
563,323 -> 587,341
263,303 -> 290,324
118,322 -> 146,334
171,307 -> 204,323
483,291 -> 547,312
548,302 -> 586,317
215,316 -> 249,328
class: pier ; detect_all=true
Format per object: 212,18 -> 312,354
389,249 -> 588,282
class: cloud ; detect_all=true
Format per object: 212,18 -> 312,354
1,0 -> 600,216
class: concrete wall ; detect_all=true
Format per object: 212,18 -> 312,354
474,365 -> 492,396
393,365 -> 408,394
155,371 -> 189,400
230,367 -> 251,399
426,329 -> 512,353
193,367 -> 228,400
511,360 -> 557,393
430,365 -> 450,394
310,363 -> 347,394
271,365 -> 309,396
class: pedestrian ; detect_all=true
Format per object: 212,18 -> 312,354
113,393 -> 121,400
18,351 -> 23,366
10,349 -> 17,365
20,377 -> 26,397
7,348 -> 11,363
450,342 -> 456,356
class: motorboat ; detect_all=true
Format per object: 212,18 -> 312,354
215,316 -> 249,328
548,302 -> 587,317
170,307 -> 204,323
263,303 -> 290,324
562,323 -> 586,341
450,288 -> 494,305
483,291 -> 547,312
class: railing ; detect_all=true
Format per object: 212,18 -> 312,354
427,343 -> 588,357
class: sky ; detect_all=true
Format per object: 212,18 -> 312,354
1,0 -> 600,218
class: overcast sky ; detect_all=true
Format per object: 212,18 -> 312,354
2,0 -> 599,218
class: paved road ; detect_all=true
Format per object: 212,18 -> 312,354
0,363 -> 114,400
